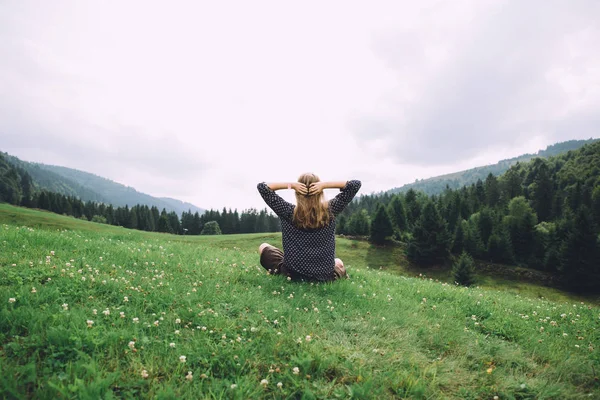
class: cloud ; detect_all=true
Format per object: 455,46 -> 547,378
0,0 -> 598,210
0,90 -> 210,197
350,0 -> 600,166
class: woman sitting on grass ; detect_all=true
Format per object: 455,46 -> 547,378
257,173 -> 361,281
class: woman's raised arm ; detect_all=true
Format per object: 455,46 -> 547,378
327,180 -> 362,216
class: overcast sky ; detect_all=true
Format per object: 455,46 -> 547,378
1,1 -> 599,211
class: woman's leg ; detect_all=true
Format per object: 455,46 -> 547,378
334,258 -> 347,279
259,243 -> 285,275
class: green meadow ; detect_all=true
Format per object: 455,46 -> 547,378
1,204 -> 599,399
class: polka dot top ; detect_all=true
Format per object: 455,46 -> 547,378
257,180 -> 362,281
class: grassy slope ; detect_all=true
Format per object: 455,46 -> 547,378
1,204 -> 599,399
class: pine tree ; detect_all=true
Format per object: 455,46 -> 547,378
404,189 -> 421,227
531,222 -> 556,270
369,204 -> 394,244
268,214 -> 280,232
447,193 -> 462,233
530,160 -> 554,222
559,206 -> 599,290
201,220 -> 222,235
37,191 -> 49,210
502,166 -> 523,201
406,201 -> 451,266
503,196 -> 538,264
484,173 -> 500,207
487,228 -> 514,264
348,209 -> 370,236
20,172 -> 33,207
157,210 -> 173,233
452,252 -> 476,286
105,205 -> 115,225
464,219 -> 485,258
129,208 -> 138,230
192,212 -> 201,235
477,207 -> 495,246
168,211 -> 181,234
451,220 -> 466,254
233,209 -> 241,233
336,214 -> 347,235
387,195 -> 408,232
473,179 -> 485,209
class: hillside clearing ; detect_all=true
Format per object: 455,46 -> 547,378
1,205 -> 599,399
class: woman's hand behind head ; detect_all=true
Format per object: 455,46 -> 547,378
293,182 -> 309,196
308,182 -> 325,196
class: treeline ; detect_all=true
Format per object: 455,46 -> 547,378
339,142 -> 600,292
0,153 -> 280,235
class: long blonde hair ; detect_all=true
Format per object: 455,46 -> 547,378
293,173 -> 331,230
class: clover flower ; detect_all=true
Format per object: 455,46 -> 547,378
293,367 -> 299,375
8,298 -> 16,303
260,379 -> 268,386
170,342 -> 176,348
179,355 -> 186,363
86,320 -> 94,328
128,341 -> 135,350
186,371 -> 193,381
62,303 -> 69,311
141,370 -> 149,379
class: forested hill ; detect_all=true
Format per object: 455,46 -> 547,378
2,152 -> 204,215
386,138 -> 598,196
339,140 -> 600,292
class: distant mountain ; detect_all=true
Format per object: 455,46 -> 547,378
2,152 -> 204,215
386,138 -> 599,196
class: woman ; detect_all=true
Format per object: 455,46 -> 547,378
257,173 -> 361,281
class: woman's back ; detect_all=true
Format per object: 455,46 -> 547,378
257,179 -> 361,281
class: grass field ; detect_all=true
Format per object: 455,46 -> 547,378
1,204 -> 599,399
